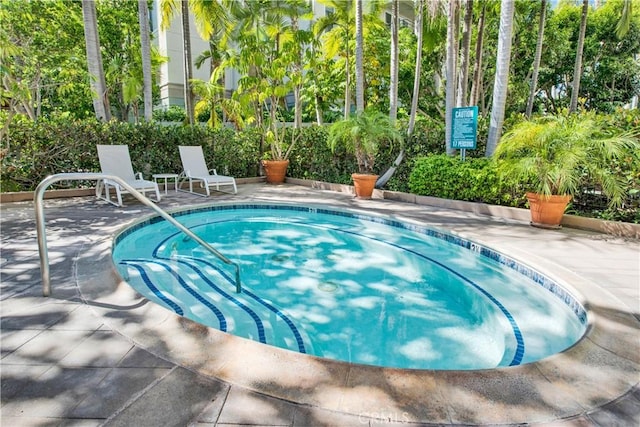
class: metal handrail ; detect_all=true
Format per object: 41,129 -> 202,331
35,173 -> 241,297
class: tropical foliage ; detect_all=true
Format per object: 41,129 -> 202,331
2,0 -> 639,223
494,112 -> 639,208
1,0 -> 165,123
327,109 -> 402,174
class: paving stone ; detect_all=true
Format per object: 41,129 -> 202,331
70,367 -> 172,418
0,367 -> 111,418
1,329 -> 94,366
103,367 -> 226,427
216,386 -> 295,426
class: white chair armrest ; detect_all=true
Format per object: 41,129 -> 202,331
135,172 -> 143,179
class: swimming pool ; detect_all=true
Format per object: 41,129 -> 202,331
112,203 -> 587,370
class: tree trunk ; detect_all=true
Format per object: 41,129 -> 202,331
569,0 -> 589,113
389,0 -> 399,123
138,0 -> 153,122
526,0 -> 546,118
469,1 -> 486,107
344,30 -> 351,119
407,0 -> 424,136
355,0 -> 364,114
292,15 -> 303,129
444,0 -> 459,155
457,0 -> 473,107
181,0 -> 195,125
486,0 -> 515,157
81,0 -> 110,121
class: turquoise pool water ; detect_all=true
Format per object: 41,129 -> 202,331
113,203 -> 587,370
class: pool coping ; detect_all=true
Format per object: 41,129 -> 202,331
73,196 -> 640,425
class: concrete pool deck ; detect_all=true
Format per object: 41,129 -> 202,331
1,183 -> 639,426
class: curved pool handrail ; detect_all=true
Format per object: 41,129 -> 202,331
35,172 -> 241,297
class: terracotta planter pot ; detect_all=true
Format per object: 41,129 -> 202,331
351,173 -> 379,199
262,159 -> 289,184
526,192 -> 572,229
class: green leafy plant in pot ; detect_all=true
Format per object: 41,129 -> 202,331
262,125 -> 299,184
327,109 -> 403,198
494,113 -> 639,228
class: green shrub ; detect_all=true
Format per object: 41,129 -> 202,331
288,125 -> 355,184
408,154 -> 526,207
152,106 -> 186,123
381,116 -> 446,193
1,117 -> 261,191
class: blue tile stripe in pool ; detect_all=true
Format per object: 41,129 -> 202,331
145,228 -> 304,349
243,288 -> 307,354
188,257 -> 307,354
122,259 -> 228,332
171,258 -> 266,343
119,261 -> 184,316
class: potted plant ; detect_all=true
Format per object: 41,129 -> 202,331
327,109 -> 403,198
262,125 -> 298,184
494,113 -> 638,228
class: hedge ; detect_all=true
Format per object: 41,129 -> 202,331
2,113 -> 637,223
1,118 -> 262,192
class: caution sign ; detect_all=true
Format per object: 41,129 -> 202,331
451,106 -> 478,150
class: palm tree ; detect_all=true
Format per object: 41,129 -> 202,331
456,0 -> 473,107
355,0 -> 364,114
328,108 -> 402,175
526,0 -> 547,118
192,68 -> 245,129
160,0 -> 227,125
276,0 -> 312,129
180,0 -> 195,124
160,0 -> 194,124
615,0 -> 633,38
81,0 -> 110,121
407,0 -> 424,136
469,1 -> 487,108
444,0 -> 459,154
486,0 -> 515,157
569,0 -> 588,114
388,0 -> 399,122
315,0 -> 354,119
138,0 -> 153,121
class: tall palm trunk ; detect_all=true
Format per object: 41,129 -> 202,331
181,0 -> 195,125
526,0 -> 546,118
569,0 -> 589,113
407,0 -> 424,136
444,0 -> 459,155
292,15 -> 303,129
469,1 -> 486,108
81,0 -> 110,121
456,0 -> 473,107
344,29 -> 351,119
486,0 -> 515,157
389,0 -> 399,123
355,0 -> 364,114
138,0 -> 153,122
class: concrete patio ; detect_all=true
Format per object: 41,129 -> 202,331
1,182 -> 639,426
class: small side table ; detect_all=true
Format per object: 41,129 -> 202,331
153,173 -> 179,195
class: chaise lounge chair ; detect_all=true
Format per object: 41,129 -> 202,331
96,144 -> 161,206
178,145 -> 237,195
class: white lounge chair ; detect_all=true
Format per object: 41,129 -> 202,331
178,145 -> 237,195
96,144 -> 161,206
